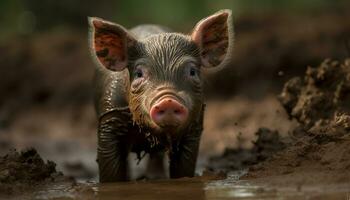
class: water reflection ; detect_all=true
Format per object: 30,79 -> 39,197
31,172 -> 350,200
94,178 -> 206,200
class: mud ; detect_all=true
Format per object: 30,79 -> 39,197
244,59 -> 350,187
280,59 -> 350,130
4,171 -> 349,200
207,128 -> 286,171
0,148 -> 74,197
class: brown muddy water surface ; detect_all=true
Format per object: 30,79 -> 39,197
14,172 -> 350,200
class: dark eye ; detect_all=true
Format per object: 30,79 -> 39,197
189,68 -> 196,76
134,68 -> 143,78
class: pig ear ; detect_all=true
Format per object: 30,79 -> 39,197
88,17 -> 136,71
191,10 -> 234,70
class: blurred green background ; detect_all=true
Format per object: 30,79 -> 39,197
1,0 -> 349,39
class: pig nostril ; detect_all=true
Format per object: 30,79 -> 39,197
151,98 -> 188,125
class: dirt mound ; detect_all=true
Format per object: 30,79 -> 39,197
244,59 -> 350,186
280,59 -> 350,130
207,128 -> 286,171
0,148 -> 70,195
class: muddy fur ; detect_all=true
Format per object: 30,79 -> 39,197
90,10 -> 233,182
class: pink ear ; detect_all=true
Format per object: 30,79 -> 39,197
191,10 -> 234,68
89,17 -> 136,71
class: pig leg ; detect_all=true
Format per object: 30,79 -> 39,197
97,108 -> 132,182
169,133 -> 201,178
169,106 -> 204,178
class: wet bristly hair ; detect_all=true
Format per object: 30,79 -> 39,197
127,33 -> 203,130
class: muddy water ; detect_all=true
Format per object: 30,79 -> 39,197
27,172 -> 350,200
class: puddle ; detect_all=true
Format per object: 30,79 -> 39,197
25,171 -> 350,200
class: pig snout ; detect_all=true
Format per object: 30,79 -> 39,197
150,97 -> 188,128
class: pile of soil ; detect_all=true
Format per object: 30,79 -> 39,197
244,59 -> 350,186
280,59 -> 350,131
207,128 -> 286,171
0,148 -> 72,195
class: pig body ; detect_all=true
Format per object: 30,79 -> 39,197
89,10 -> 234,182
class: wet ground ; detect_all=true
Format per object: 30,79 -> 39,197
244,59 -> 350,185
4,171 -> 350,200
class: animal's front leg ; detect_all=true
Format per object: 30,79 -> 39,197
169,105 -> 204,178
169,133 -> 201,178
97,108 -> 132,182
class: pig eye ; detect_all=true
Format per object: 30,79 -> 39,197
189,68 -> 196,76
133,68 -> 144,79
187,65 -> 199,79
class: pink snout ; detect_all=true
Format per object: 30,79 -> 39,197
150,98 -> 188,128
